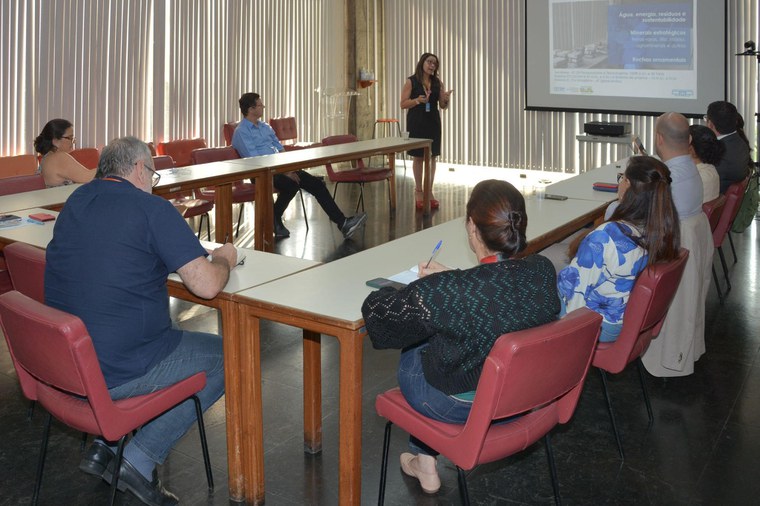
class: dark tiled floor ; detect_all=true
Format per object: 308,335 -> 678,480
1,171 -> 759,505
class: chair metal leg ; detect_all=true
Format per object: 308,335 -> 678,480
192,395 -> 214,490
298,190 -> 309,231
457,466 -> 471,506
378,421 -> 392,506
81,431 -> 88,451
544,432 -> 562,506
635,358 -> 654,427
712,265 -> 724,304
598,368 -> 625,460
235,204 -> 244,238
356,183 -> 365,213
32,413 -> 53,506
728,232 -> 737,264
27,400 -> 35,421
332,182 -> 339,200
110,436 -> 127,506
718,246 -> 731,291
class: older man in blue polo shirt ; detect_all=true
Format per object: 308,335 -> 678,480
232,92 -> 367,239
46,137 -> 236,506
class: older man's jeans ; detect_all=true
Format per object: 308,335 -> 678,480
397,344 -> 473,457
107,330 -> 225,465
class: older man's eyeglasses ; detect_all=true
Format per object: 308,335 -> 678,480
142,161 -> 161,188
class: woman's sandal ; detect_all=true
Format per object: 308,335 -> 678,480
415,189 -> 424,210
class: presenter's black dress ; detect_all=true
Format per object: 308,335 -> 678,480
406,75 -> 441,158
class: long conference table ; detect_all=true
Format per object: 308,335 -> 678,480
0,160 -> 624,505
152,137 -> 433,251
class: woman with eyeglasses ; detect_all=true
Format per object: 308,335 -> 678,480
34,118 -> 95,187
557,156 -> 681,343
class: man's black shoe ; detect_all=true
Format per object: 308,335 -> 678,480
79,442 -> 114,477
274,220 -> 291,239
102,457 -> 178,506
341,213 -> 368,239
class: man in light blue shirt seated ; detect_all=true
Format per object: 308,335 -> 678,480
608,112 -> 702,220
232,92 -> 367,239
652,112 -> 703,219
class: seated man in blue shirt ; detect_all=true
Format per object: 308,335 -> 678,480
232,92 -> 367,239
46,137 -> 237,506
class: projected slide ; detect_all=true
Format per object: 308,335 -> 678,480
550,1 -> 695,100
526,0 -> 724,116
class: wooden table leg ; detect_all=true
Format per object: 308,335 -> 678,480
387,153 -> 397,215
336,330 -> 365,506
303,330 -> 322,454
218,300 -> 246,502
215,183 -> 233,243
422,147 -> 431,215
253,172 -> 274,252
239,306 -> 266,505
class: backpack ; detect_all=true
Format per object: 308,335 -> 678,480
731,163 -> 759,233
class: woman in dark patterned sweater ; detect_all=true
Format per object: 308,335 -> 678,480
361,179 -> 559,494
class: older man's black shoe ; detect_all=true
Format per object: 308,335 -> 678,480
79,442 -> 114,477
102,457 -> 178,506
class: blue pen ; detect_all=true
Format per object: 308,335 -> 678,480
26,218 -> 45,226
425,240 -> 443,269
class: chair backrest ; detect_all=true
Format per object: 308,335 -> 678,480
152,155 -> 176,170
190,146 -> 240,165
156,138 -> 207,167
716,177 -> 751,244
702,195 -> 726,244
269,117 -> 299,144
320,134 -> 366,172
0,174 -> 46,196
593,248 -> 690,374
476,308 -> 601,423
69,148 -> 100,169
223,121 -> 239,146
0,290 -> 132,438
0,154 -> 38,178
3,242 -> 46,303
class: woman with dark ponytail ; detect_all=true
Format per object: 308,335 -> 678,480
361,179 -> 559,494
558,156 -> 680,343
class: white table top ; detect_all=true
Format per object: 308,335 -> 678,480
235,197 -> 603,323
545,159 -> 627,203
227,137 -> 430,172
168,242 -> 320,294
0,184 -> 80,213
0,208 -> 59,249
154,160 -> 269,194
0,211 -> 318,295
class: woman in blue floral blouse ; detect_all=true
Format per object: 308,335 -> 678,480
557,156 -> 681,342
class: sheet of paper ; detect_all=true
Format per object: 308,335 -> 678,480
388,265 -> 419,285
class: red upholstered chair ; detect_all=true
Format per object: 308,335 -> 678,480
593,248 -> 689,459
153,155 -> 213,239
0,174 -> 46,196
702,196 -> 727,303
269,117 -> 320,151
0,154 -> 38,178
190,147 -> 258,237
222,121 -> 239,146
0,291 -> 213,505
320,134 -> 393,212
2,241 -> 47,420
4,242 -> 46,303
375,308 -> 602,505
713,177 -> 750,291
156,138 -> 207,167
69,148 -> 100,169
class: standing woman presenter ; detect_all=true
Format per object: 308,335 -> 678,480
400,53 -> 453,210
